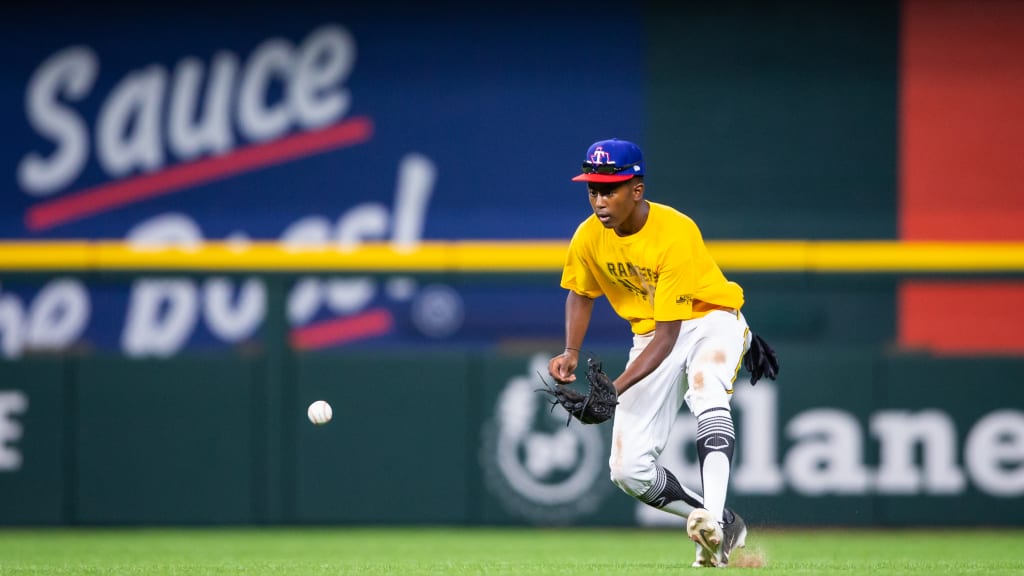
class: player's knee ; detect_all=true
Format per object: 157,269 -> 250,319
609,452 -> 656,498
684,361 -> 732,415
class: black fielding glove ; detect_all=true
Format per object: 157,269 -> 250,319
743,333 -> 779,385
537,356 -> 619,425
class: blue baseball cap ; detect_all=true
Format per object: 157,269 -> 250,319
571,138 -> 645,183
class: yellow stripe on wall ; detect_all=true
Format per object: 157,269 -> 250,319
709,241 -> 1024,272
0,240 -> 1023,273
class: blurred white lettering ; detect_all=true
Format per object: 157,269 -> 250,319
168,54 -> 238,161
203,278 -> 266,342
122,279 -> 197,357
965,410 -> 1024,497
26,280 -> 90,352
0,280 -> 90,358
18,24 -> 356,196
237,38 -> 292,142
872,410 -> 965,494
126,213 -> 204,247
117,153 -> 431,354
392,153 -> 435,251
336,204 -> 388,250
17,46 -> 97,196
97,65 -> 167,177
0,391 -> 28,472
0,291 -> 26,358
641,382 -> 1021,524
291,24 -> 353,129
785,409 -> 871,495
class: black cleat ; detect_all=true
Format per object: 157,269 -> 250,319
720,509 -> 748,566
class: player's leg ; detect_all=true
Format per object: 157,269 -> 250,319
608,331 -> 703,518
683,310 -> 750,566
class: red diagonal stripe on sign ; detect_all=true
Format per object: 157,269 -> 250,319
25,116 -> 374,231
289,308 -> 394,350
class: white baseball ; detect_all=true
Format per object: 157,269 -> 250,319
307,400 -> 333,425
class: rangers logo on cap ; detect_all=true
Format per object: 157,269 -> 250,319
590,146 -> 613,165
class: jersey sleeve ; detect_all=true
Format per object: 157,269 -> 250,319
560,225 -> 604,298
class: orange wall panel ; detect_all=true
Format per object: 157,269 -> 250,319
900,0 -> 1024,354
901,0 -> 1024,241
899,281 -> 1024,354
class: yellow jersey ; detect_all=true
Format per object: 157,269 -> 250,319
560,201 -> 744,334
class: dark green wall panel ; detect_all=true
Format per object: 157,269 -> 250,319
0,360 -> 67,525
646,1 -> 899,239
290,351 -> 474,523
734,274 -> 898,345
74,357 -> 257,524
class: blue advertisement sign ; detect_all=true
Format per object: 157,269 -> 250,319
0,4 -> 642,356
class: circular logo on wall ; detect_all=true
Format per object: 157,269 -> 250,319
410,283 -> 464,338
480,354 -> 611,524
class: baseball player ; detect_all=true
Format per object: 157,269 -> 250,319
547,138 -> 778,567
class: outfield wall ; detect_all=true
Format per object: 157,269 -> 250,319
2,323 -> 1022,527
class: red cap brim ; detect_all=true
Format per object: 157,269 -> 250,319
571,173 -> 635,183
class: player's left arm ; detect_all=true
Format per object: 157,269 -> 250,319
610,319 -> 680,396
549,290 -> 595,384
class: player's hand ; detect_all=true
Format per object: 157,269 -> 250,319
548,351 -> 579,384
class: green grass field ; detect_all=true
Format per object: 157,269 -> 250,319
1,527 -> 1022,575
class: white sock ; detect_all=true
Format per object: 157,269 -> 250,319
696,408 -> 735,522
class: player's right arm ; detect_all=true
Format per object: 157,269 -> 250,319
548,290 -> 594,384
